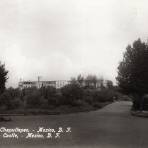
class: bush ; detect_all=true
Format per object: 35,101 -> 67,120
92,89 -> 116,103
131,94 -> 142,110
41,86 -> 57,106
0,91 -> 12,110
7,88 -> 20,98
131,94 -> 148,111
61,83 -> 84,106
25,90 -> 44,108
83,89 -> 94,104
0,81 -> 119,113
0,90 -> 23,110
40,86 -> 56,98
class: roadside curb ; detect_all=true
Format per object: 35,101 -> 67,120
131,110 -> 148,117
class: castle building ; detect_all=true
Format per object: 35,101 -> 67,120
18,80 -> 71,89
18,79 -> 111,90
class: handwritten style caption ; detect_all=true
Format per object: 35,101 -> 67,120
0,127 -> 72,139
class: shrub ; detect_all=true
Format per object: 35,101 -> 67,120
25,90 -> 42,108
83,89 -> 94,104
41,86 -> 58,106
131,94 -> 142,110
0,90 -> 23,110
61,83 -> 84,106
40,86 -> 56,98
0,91 -> 12,110
92,89 -> 116,103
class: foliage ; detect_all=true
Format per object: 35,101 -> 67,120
106,80 -> 113,89
0,63 -> 8,94
0,89 -> 22,110
61,83 -> 84,106
25,90 -> 47,108
85,74 -> 98,88
77,74 -> 84,86
116,38 -> 148,95
116,38 -> 148,110
0,70 -> 117,113
92,89 -> 115,102
40,86 -> 57,105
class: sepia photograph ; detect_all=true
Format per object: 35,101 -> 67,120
0,0 -> 148,147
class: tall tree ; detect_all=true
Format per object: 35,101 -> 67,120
116,38 -> 148,96
116,39 -> 148,110
0,63 -> 8,94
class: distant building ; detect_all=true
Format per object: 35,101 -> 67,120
18,81 -> 37,89
55,80 -> 70,89
18,79 -> 111,90
18,80 -> 71,89
79,79 -> 108,89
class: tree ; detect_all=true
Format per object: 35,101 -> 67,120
61,83 -> 83,106
41,86 -> 57,106
0,63 -> 8,94
97,77 -> 104,89
85,74 -> 98,88
77,74 -> 84,87
106,80 -> 113,89
70,77 -> 78,85
116,39 -> 148,109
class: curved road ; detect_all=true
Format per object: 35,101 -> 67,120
1,101 -> 148,148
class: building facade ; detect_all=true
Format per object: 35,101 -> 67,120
18,79 -> 111,90
18,80 -> 70,89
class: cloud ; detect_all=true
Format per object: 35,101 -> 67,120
0,0 -> 148,87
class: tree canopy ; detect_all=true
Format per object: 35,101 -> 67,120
0,63 -> 8,94
116,38 -> 148,95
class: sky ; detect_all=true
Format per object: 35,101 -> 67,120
0,0 -> 148,87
